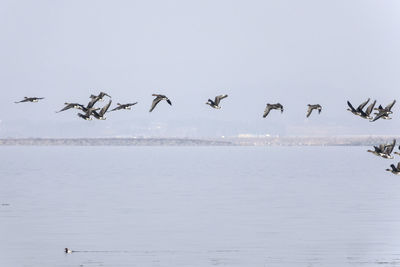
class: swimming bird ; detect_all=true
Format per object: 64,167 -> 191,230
65,248 -> 73,254
109,102 -> 138,112
386,162 -> 400,175
206,95 -> 228,109
263,103 -> 283,118
306,104 -> 322,118
56,103 -> 86,113
92,100 -> 112,120
15,97 -> 44,103
149,94 -> 172,112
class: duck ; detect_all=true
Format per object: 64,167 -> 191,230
109,102 -> 138,112
65,248 -> 73,254
149,94 -> 172,112
15,97 -> 44,103
306,104 -> 322,118
206,95 -> 228,109
263,103 -> 283,118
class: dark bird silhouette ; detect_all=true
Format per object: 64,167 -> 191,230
306,104 -> 322,118
86,92 -> 111,109
263,103 -> 283,118
92,100 -> 112,120
149,94 -> 172,112
77,108 -> 99,120
386,162 -> 400,175
371,100 -> 396,122
367,139 -> 396,159
206,95 -> 228,109
347,98 -> 370,116
109,102 -> 138,112
56,103 -> 86,113
15,97 -> 44,103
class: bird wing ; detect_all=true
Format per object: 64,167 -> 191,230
391,164 -> 398,171
397,162 -> 400,170
110,106 -> 122,112
357,98 -> 370,111
306,106 -> 313,118
166,98 -> 172,106
214,95 -> 228,106
365,100 -> 376,116
385,100 -> 396,111
370,110 -> 387,122
348,100 -> 357,112
387,139 -> 397,154
263,105 -> 272,118
86,97 -> 99,109
149,97 -> 163,112
99,100 -> 112,116
56,104 -> 73,113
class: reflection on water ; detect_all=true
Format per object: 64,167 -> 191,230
1,146 -> 400,266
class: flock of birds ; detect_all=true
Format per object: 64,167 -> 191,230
14,92 -> 399,175
367,139 -> 400,175
14,93 -> 396,122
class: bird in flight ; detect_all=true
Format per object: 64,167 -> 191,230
206,95 -> 228,109
15,97 -> 44,103
149,94 -> 172,112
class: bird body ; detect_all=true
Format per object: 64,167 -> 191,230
206,94 -> 228,109
77,107 -> 99,120
386,162 -> 400,175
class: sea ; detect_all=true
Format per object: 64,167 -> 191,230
0,146 -> 400,267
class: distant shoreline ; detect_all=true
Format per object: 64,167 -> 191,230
0,136 -> 398,146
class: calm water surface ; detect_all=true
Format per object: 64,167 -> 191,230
1,146 -> 400,267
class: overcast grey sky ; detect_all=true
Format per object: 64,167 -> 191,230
0,0 -> 399,137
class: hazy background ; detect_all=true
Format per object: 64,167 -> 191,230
0,0 -> 399,138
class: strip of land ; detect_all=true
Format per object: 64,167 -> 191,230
0,136 -> 399,146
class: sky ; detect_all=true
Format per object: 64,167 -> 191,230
0,0 -> 399,138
